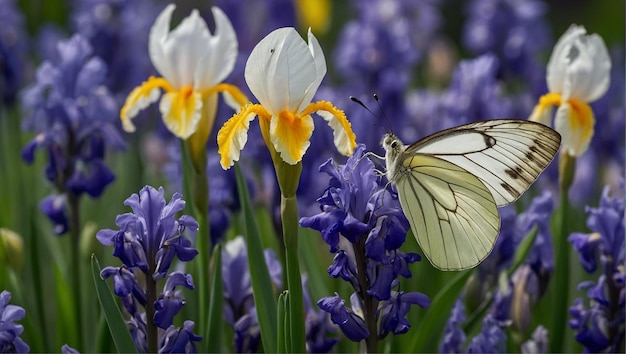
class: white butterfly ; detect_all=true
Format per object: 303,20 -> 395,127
382,119 -> 561,271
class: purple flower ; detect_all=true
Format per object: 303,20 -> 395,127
222,236 -> 282,352
299,275 -> 339,353
97,186 -> 198,280
163,145 -> 242,246
39,194 -> 69,235
0,290 -> 29,353
302,144 -> 429,343
378,291 -> 430,337
21,34 -> 125,234
159,320 -> 202,353
568,185 -> 625,352
61,344 -> 80,353
300,144 -> 409,252
317,294 -> 369,342
97,186 -> 199,352
154,272 -> 194,329
71,0 -> 163,95
405,54 -> 523,150
466,315 -> 507,353
439,299 -> 467,353
463,0 -> 551,92
0,0 -> 27,105
521,325 -> 549,353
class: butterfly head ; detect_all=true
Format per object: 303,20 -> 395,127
381,132 -> 406,181
381,132 -> 403,154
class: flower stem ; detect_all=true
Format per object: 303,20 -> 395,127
354,234 -> 378,353
181,140 -> 210,339
281,195 -> 306,353
68,193 -> 84,350
145,272 -> 159,354
549,153 -> 575,352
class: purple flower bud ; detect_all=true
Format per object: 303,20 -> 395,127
317,294 -> 369,342
159,321 -> 202,353
0,290 -> 29,353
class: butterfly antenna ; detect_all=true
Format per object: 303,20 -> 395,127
372,94 -> 394,134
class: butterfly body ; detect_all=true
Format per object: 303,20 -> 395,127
382,119 -> 561,271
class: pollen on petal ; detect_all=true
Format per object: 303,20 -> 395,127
303,101 -> 357,156
270,111 -> 314,165
159,87 -> 203,139
217,104 -> 265,169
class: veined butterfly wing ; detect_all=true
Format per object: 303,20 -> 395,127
396,153 -> 500,270
406,119 -> 562,206
384,119 -> 561,271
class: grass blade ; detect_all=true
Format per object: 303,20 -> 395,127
90,254 -> 138,353
234,163 -> 277,353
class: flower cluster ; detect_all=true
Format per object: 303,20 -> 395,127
21,34 -> 125,234
0,0 -> 27,106
97,185 -> 201,352
71,0 -> 162,95
463,0 -> 551,88
222,236 -> 337,352
568,185 -> 625,352
0,290 -> 29,353
301,145 -> 430,344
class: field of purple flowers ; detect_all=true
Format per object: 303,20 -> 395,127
0,0 -> 624,353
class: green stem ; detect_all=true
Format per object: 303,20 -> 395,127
68,193 -> 83,350
354,233 -> 378,353
180,140 -> 210,339
549,187 -> 571,353
281,195 -> 306,353
206,244 -> 224,353
145,269 -> 159,354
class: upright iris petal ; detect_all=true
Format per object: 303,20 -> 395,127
120,3 -> 246,159
217,27 -> 357,169
529,24 -> 611,156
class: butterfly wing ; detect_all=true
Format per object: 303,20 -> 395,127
395,153 -> 499,271
407,120 -> 561,206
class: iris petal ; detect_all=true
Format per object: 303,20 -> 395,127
217,104 -> 268,169
159,88 -> 203,139
121,77 -> 172,132
554,99 -> 594,156
270,111 -> 314,165
308,101 -> 357,156
194,7 -> 239,89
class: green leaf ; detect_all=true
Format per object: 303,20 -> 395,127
410,270 -> 472,352
277,291 -> 289,354
234,163 -> 277,353
54,264 -> 78,349
508,225 -> 538,277
281,195 -> 306,353
207,244 -> 224,353
90,254 -> 138,353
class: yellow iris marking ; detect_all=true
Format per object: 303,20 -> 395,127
217,99 -> 357,169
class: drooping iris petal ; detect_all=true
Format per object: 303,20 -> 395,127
554,100 -> 594,156
269,112 -> 314,164
159,89 -> 203,139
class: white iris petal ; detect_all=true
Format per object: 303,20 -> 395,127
245,27 -> 320,114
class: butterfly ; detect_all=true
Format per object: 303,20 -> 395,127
382,119 -> 561,271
